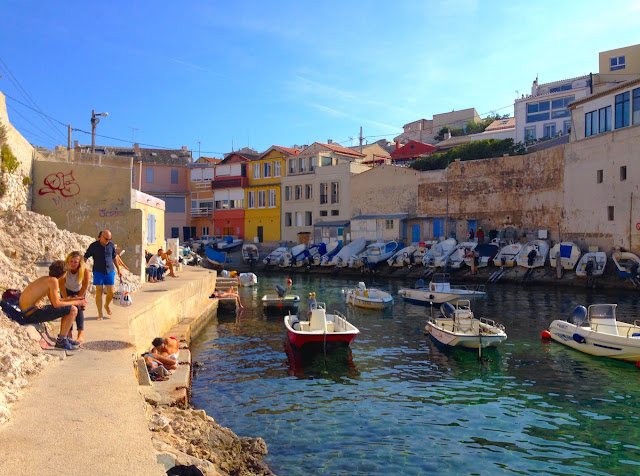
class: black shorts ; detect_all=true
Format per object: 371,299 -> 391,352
23,305 -> 73,324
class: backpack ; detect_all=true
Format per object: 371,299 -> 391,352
0,297 -> 27,325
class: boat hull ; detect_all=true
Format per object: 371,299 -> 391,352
399,288 -> 486,306
345,291 -> 392,309
549,320 -> 640,362
286,330 -> 358,348
261,295 -> 300,314
426,322 -> 506,348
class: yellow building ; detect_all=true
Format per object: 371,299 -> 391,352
245,146 -> 299,242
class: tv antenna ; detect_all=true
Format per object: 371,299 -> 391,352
128,126 -> 138,142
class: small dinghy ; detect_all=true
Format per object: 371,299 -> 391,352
312,241 -> 340,266
205,247 -> 230,266
242,243 -> 259,264
575,251 -> 607,278
422,238 -> 457,268
220,269 -> 258,287
516,240 -> 549,268
492,243 -> 523,268
463,243 -> 499,268
612,249 -> 640,278
261,285 -> 300,314
549,241 -> 582,270
263,246 -> 288,266
398,273 -> 486,306
284,293 -> 359,349
425,300 -> 507,349
345,282 -> 393,309
215,236 -> 243,252
547,304 -> 640,362
446,241 -> 478,269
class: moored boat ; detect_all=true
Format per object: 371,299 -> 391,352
575,251 -> 607,278
422,238 -> 457,268
549,241 -> 582,270
312,241 -> 340,266
261,285 -> 300,314
547,304 -> 640,362
387,244 -> 418,267
350,241 -> 399,268
242,243 -> 259,264
263,245 -> 289,266
278,243 -> 307,267
398,273 -> 486,306
516,240 -> 549,268
284,294 -> 359,349
326,237 -> 367,267
215,236 -> 243,252
492,243 -> 523,268
463,243 -> 499,268
425,300 -> 507,349
345,282 -> 393,309
205,247 -> 230,266
612,249 -> 640,278
446,241 -> 477,269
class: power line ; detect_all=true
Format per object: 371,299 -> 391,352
6,104 -> 65,145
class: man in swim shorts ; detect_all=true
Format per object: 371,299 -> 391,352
19,260 -> 87,350
84,230 -> 122,320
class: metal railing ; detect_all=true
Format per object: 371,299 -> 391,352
190,207 -> 212,217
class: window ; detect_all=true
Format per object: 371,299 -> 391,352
171,227 -> 179,239
608,206 -> 614,221
146,167 -> 154,183
320,210 -> 328,217
285,186 -> 291,201
309,157 -> 316,172
527,96 -> 573,123
305,184 -> 312,200
563,120 -> 572,135
597,170 -> 603,183
295,212 -> 303,227
273,161 -> 282,177
598,106 -> 612,133
299,159 -> 307,173
285,213 -> 292,227
633,88 -> 640,125
320,156 -> 332,166
305,212 -> 312,226
132,168 -> 135,183
331,209 -> 339,216
615,92 -> 630,129
610,55 -> 625,71
215,200 -> 228,209
295,185 -> 302,200
620,166 -> 627,181
524,126 -> 536,142
289,158 -> 297,174
268,189 -> 276,208
258,190 -> 266,208
156,195 -> 185,213
248,191 -> 256,209
202,226 -> 209,236
230,199 -> 244,209
543,123 -> 556,138
147,214 -> 156,243
320,183 -> 328,204
263,162 -> 272,178
253,163 -> 261,179
331,182 -> 339,204
386,219 -> 394,229
171,168 -> 179,184
585,111 -> 597,137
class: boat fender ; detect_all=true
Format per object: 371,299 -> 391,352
572,333 -> 586,344
429,294 -> 435,300
541,330 -> 551,339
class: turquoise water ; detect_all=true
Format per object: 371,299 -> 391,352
190,274 -> 640,475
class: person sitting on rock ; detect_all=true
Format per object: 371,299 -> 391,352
19,260 -> 87,350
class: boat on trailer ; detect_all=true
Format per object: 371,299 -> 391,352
547,304 -> 640,362
425,300 -> 507,349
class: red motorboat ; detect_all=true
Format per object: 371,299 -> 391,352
284,295 -> 359,349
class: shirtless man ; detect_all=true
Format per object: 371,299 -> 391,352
144,337 -> 177,371
19,260 -> 87,350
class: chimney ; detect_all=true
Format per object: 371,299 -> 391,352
133,143 -> 140,155
395,140 -> 399,151
73,140 -> 78,148
182,145 -> 188,151
327,139 -> 333,144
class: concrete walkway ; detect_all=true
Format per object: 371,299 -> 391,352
0,266 -> 215,476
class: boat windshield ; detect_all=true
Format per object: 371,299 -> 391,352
368,246 -> 381,256
589,304 -> 616,321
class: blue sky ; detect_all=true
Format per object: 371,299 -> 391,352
1,0 -> 639,157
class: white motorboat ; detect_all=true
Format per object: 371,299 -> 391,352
345,282 -> 393,309
284,295 -> 359,349
278,243 -> 308,267
242,243 -> 259,264
425,300 -> 507,349
446,241 -> 478,269
349,241 -> 399,268
547,304 -> 640,362
422,238 -> 457,268
410,241 -> 437,265
328,237 -> 367,267
612,249 -> 640,278
549,242 -> 582,270
312,241 -> 340,266
398,273 -> 486,306
347,249 -> 369,269
516,240 -> 549,268
575,251 -> 607,278
215,236 -> 243,252
263,246 -> 289,266
463,243 -> 500,268
387,245 -> 418,267
262,285 -> 301,314
492,243 -> 523,268
220,269 -> 258,287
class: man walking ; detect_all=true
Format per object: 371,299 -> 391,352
84,229 -> 121,320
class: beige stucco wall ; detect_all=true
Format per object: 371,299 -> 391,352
564,124 -> 640,252
598,43 -> 640,78
418,147 -> 565,240
135,190 -> 166,255
32,160 -> 146,278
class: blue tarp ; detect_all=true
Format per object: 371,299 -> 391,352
560,244 -> 573,258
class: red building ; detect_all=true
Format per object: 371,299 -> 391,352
390,140 -> 438,165
212,153 -> 250,238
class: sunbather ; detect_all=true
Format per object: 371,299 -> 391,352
213,287 -> 244,309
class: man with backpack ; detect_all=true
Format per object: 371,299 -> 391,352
18,260 -> 87,350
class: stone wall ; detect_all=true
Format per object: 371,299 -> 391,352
0,173 -> 29,215
0,92 -> 36,179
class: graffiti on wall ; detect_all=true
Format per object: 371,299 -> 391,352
99,208 -> 125,218
94,220 -> 126,238
39,171 -> 80,197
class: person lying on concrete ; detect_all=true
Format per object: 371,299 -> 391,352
19,260 -> 87,350
145,337 -> 178,371
213,287 -> 244,309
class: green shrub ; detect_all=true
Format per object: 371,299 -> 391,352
23,176 -> 32,185
1,145 -> 20,174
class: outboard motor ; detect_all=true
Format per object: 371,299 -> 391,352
527,249 -> 537,267
415,278 -> 425,289
501,256 -> 507,267
585,259 -> 594,277
631,262 -> 640,278
567,305 -> 587,325
441,302 -> 456,319
276,285 -> 286,298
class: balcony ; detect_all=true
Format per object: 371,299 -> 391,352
211,176 -> 248,190
190,207 -> 213,218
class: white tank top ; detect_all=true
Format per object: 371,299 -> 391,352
65,269 -> 83,292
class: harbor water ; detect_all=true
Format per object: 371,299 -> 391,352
191,273 -> 640,475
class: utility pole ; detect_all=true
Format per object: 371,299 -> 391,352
67,125 -> 71,161
197,141 -> 201,159
359,126 -> 363,154
91,109 -> 108,154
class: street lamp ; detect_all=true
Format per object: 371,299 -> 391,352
91,110 -> 109,154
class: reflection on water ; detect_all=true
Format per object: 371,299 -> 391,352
191,273 -> 640,475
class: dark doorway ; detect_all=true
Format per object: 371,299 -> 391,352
257,226 -> 264,243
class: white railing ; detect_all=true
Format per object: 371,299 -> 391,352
192,180 -> 212,191
190,207 -> 212,217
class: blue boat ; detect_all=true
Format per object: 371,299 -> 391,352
205,247 -> 230,266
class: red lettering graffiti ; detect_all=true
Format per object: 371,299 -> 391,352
38,171 -> 80,197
